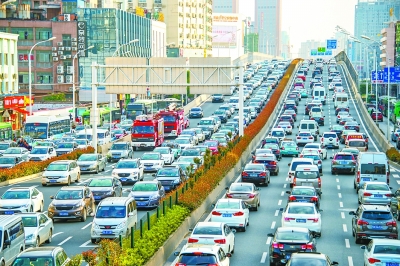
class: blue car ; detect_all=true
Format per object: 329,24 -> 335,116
189,107 -> 204,118
391,128 -> 400,142
128,181 -> 165,209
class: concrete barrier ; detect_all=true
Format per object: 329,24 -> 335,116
339,62 -> 394,152
145,61 -> 301,266
183,94 -> 210,115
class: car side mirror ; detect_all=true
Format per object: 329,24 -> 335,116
211,204 -> 215,208
287,163 -> 290,166
349,211 -> 356,215
267,233 -> 274,237
225,187 -> 229,190
174,252 -> 180,256
4,239 -> 10,246
226,253 -> 232,258
256,187 -> 260,191
285,191 -> 291,194
50,196 -> 54,199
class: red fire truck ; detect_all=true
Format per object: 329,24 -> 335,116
158,103 -> 185,138
131,114 -> 164,150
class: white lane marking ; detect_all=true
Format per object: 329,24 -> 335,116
338,193 -> 342,198
278,200 -> 282,206
58,236 -> 72,245
283,184 -> 287,188
260,252 -> 268,263
397,180 -> 400,185
79,240 -> 98,248
274,210 -> 279,216
339,202 -> 343,207
393,174 -> 399,178
337,185 -> 341,190
105,170 -> 111,173
345,239 -> 350,248
271,221 -> 276,229
343,224 -> 347,232
336,178 -> 339,182
348,256 -> 354,266
266,236 -> 272,245
285,177 -> 288,182
341,212 -> 345,219
52,232 -> 63,238
81,222 -> 92,230
280,191 -> 284,196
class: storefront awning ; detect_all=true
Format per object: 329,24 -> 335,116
11,107 -> 29,115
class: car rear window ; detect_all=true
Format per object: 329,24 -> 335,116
179,254 -> 218,264
360,164 -> 386,175
348,141 -> 366,147
335,155 -> 353,160
291,161 -> 312,171
288,206 -> 315,214
323,133 -> 337,138
373,245 -> 400,254
193,227 -> 222,235
295,171 -> 318,179
289,258 -> 326,266
276,232 -> 310,241
362,211 -> 392,220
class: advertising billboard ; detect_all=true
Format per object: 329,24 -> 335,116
396,22 -> 400,66
212,25 -> 238,48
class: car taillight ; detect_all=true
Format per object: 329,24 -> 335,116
318,178 -> 321,187
310,117 -> 315,120
368,258 -> 381,264
188,238 -> 199,243
214,238 -> 226,244
318,160 -> 322,164
336,137 -> 339,142
248,194 -> 256,199
272,243 -> 284,249
386,221 -> 397,226
289,196 -> 296,201
385,193 -> 393,197
309,136 -> 313,139
242,172 -> 249,176
226,193 -> 233,198
321,137 -> 324,142
307,218 -> 319,223
356,171 -> 360,183
311,196 -> 319,202
293,178 -> 297,185
270,161 -> 277,165
301,243 -> 314,249
259,172 -> 267,176
284,217 -> 295,221
281,147 -> 285,150
363,192 -> 372,196
233,211 -> 244,216
175,263 -> 187,266
357,220 -> 369,225
211,211 -> 222,216
297,136 -> 301,139
387,172 -> 390,185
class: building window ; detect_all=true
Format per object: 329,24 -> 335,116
11,28 -> 33,40
62,34 -> 72,47
36,72 -> 53,84
63,2 -> 77,14
36,28 -> 52,40
34,1 -> 40,8
36,51 -> 51,63
18,72 -> 33,84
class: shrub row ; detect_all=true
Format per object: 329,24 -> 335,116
77,59 -> 300,266
387,147 -> 400,163
0,147 -> 95,182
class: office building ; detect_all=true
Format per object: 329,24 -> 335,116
254,0 -> 281,55
0,32 -> 19,96
380,23 -> 395,68
280,30 -> 290,59
212,0 -> 239,13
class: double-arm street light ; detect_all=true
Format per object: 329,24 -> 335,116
29,36 -> 57,115
112,39 -> 139,57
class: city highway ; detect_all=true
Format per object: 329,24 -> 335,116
0,80 -> 271,256
164,62 -> 400,266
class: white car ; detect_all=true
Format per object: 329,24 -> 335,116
192,128 -> 206,142
175,137 -> 194,149
210,198 -> 250,232
304,143 -> 327,159
175,243 -> 231,266
153,147 -> 175,165
357,181 -> 393,205
361,239 -> 400,266
181,129 -> 200,145
42,160 -> 81,186
310,100 -> 323,109
75,139 -> 90,149
28,146 -> 57,162
140,152 -> 164,172
0,187 -> 44,213
336,111 -> 350,123
111,159 -> 144,183
17,212 -> 54,247
198,118 -> 218,133
188,222 -> 235,254
277,121 -> 293,135
270,128 -> 286,142
280,202 -> 322,236
321,132 -> 339,149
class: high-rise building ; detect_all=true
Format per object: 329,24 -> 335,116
380,23 -> 395,68
280,31 -> 290,59
213,0 -> 239,13
254,0 -> 281,56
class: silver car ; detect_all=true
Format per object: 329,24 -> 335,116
17,212 -> 54,247
1,147 -> 30,162
358,182 -> 393,205
77,153 -> 106,174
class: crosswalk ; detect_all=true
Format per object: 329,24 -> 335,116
391,169 -> 400,184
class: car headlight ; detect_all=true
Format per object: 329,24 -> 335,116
105,191 -> 113,195
130,172 -> 138,177
116,221 -> 126,229
173,179 -> 180,184
74,202 -> 83,208
92,223 -> 100,230
26,234 -> 35,240
112,171 -> 118,177
150,194 -> 159,200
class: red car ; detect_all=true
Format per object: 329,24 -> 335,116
203,140 -> 219,155
296,74 -> 306,81
371,111 -> 383,122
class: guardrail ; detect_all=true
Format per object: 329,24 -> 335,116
335,51 -> 359,91
335,52 -> 394,152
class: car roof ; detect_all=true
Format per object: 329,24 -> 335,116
58,186 -> 85,191
49,160 -> 75,164
18,247 -> 64,257
276,226 -> 310,233
361,204 -> 390,211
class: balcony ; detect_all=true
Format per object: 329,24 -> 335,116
36,62 -> 53,68
380,61 -> 386,66
380,44 -> 386,50
380,53 -> 386,58
380,36 -> 387,43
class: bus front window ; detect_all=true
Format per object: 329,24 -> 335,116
24,123 -> 48,139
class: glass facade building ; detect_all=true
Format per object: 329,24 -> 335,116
77,8 -> 152,102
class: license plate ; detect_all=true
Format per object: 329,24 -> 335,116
112,156 -> 120,158
362,178 -> 371,181
374,194 -> 383,198
120,178 -> 127,182
386,263 -> 399,266
340,161 -> 348,165
49,180 -> 57,183
145,167 -> 152,170
136,202 -> 146,206
285,254 -> 291,259
302,183 -> 312,186
140,144 -> 146,147
222,214 -> 232,217
302,138 -> 308,140
94,196 -> 101,200
4,211 -> 14,215
298,200 -> 307,203
296,219 -> 306,223
250,174 -> 258,177
81,168 -> 87,171
59,212 -> 68,216
372,225 -> 383,230
102,230 -> 113,235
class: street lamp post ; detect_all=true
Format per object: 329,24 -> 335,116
28,37 -> 56,115
112,39 -> 139,57
72,45 -> 94,121
388,58 -> 392,140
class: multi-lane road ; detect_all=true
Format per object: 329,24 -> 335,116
163,62 -> 400,266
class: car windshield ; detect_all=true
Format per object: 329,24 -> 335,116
214,110 -> 225,115
12,258 -> 54,266
230,184 -> 252,192
366,184 -> 389,191
30,148 -> 48,154
263,144 -> 278,150
175,139 -> 190,144
96,206 -> 126,218
141,153 -> 160,160
193,226 -> 223,235
21,216 -> 38,227
0,157 -> 15,164
116,161 -> 138,168
204,141 -> 218,147
0,144 -> 9,150
78,154 -> 97,161
89,179 -> 112,187
191,108 -> 201,111
181,150 -> 200,156
215,201 -> 240,209
157,169 -> 179,177
283,142 -> 296,147
296,171 -> 318,179
1,191 -> 30,199
75,140 -> 88,145
292,188 -> 315,196
154,148 -> 169,154
178,157 -> 196,163
276,231 -> 309,241
46,164 -> 68,171
111,143 -> 127,150
245,164 -> 264,171
55,190 -> 82,200
57,143 -> 74,148
348,141 -> 366,147
362,211 -> 392,220
132,183 -> 158,191
288,206 -> 315,214
178,254 -> 217,264
271,131 -> 284,137
373,245 -> 400,254
113,129 -> 124,134
199,120 -> 213,125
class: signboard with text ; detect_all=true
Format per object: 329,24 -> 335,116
326,39 -> 337,49
3,96 -> 33,109
317,47 -> 326,53
310,49 -> 317,56
77,21 -> 87,57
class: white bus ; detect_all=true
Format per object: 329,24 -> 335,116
24,115 -> 71,140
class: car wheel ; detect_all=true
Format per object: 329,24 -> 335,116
96,167 -> 99,174
81,208 -> 87,222
45,229 -> 52,243
242,224 -> 246,232
35,237 -> 40,247
355,237 -> 361,244
254,204 -> 258,211
42,183 -> 47,187
30,206 -> 33,212
358,197 -> 361,204
39,202 -> 44,212
76,173 -> 81,183
67,177 -> 71,186
91,238 -> 97,244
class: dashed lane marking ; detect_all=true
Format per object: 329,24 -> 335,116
343,224 -> 347,232
274,210 -> 279,216
345,239 -> 350,248
337,185 -> 341,190
260,252 -> 268,263
339,202 -> 343,208
338,193 -> 342,198
58,236 -> 72,246
393,174 -> 400,178
79,240 -> 98,248
348,256 -> 354,266
278,200 -> 282,206
52,232 -> 63,238
266,236 -> 272,245
81,222 -> 92,230
280,191 -> 284,196
341,212 -> 345,219
271,221 -> 276,229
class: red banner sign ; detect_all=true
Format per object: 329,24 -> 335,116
3,96 -> 33,109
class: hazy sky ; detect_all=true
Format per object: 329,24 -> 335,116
239,0 -> 358,52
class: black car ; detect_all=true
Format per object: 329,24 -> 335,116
85,177 -> 123,203
279,115 -> 295,127
335,107 -> 349,116
188,107 -> 204,118
284,103 -> 297,113
153,166 -> 186,192
311,116 -> 324,126
268,227 -> 317,265
212,94 -> 224,103
212,110 -> 228,123
286,186 -> 320,209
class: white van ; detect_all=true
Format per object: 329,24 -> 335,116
91,197 -> 137,243
313,87 -> 326,105
298,120 -> 319,140
229,97 -> 240,109
334,93 -> 349,108
97,129 -> 111,145
354,152 -> 389,191
0,215 -> 25,266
